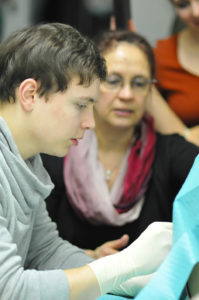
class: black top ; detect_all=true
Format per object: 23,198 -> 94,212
41,133 -> 199,249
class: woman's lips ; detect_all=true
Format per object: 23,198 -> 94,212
114,108 -> 133,116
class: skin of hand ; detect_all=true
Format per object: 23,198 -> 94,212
64,265 -> 100,300
85,234 -> 129,259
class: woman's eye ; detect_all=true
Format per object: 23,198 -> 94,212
131,77 -> 148,88
106,76 -> 122,86
133,80 -> 146,88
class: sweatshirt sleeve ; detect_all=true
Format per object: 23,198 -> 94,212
0,203 -> 70,300
0,198 -> 92,300
26,199 -> 93,270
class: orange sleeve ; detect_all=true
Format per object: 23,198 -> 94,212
154,34 -> 199,127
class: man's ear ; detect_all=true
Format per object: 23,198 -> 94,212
18,79 -> 39,112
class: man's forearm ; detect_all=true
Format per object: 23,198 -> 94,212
64,265 -> 100,300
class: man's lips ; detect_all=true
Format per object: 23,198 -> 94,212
70,137 -> 83,146
70,138 -> 79,146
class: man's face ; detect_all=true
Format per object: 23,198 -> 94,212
31,76 -> 100,157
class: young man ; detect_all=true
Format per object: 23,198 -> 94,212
0,23 -> 172,299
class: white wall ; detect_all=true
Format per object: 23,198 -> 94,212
1,0 -> 176,46
131,0 -> 176,46
1,0 -> 32,40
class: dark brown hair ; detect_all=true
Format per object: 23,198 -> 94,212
94,30 -> 155,79
0,23 -> 107,102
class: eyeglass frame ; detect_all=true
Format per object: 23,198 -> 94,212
101,74 -> 157,94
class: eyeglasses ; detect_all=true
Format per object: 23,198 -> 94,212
102,74 -> 157,94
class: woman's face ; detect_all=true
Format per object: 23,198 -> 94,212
94,42 -> 151,129
172,0 -> 199,32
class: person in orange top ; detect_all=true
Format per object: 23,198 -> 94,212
154,33 -> 199,127
146,0 -> 199,146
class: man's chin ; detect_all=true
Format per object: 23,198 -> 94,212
45,146 -> 71,158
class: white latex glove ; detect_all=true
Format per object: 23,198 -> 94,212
111,273 -> 155,297
89,222 -> 172,295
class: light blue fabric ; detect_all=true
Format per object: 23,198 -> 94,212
99,154 -> 199,300
135,154 -> 199,299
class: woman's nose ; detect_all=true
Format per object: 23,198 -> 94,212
117,83 -> 134,100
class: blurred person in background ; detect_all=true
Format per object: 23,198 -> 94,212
148,0 -> 199,146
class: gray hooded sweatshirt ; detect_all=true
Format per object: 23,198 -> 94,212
0,117 -> 92,300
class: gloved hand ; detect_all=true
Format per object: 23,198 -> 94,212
89,222 -> 172,295
111,273 -> 155,297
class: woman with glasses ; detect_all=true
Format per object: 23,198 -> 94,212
42,30 -> 199,262
150,0 -> 199,145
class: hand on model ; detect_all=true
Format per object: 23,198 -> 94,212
85,234 -> 129,259
89,222 -> 172,295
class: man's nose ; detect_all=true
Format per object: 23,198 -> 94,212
81,107 -> 95,130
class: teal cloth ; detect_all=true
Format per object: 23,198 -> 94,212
99,154 -> 199,300
135,154 -> 199,299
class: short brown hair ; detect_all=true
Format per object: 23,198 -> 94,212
0,23 -> 107,102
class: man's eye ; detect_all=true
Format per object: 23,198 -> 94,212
77,103 -> 87,110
